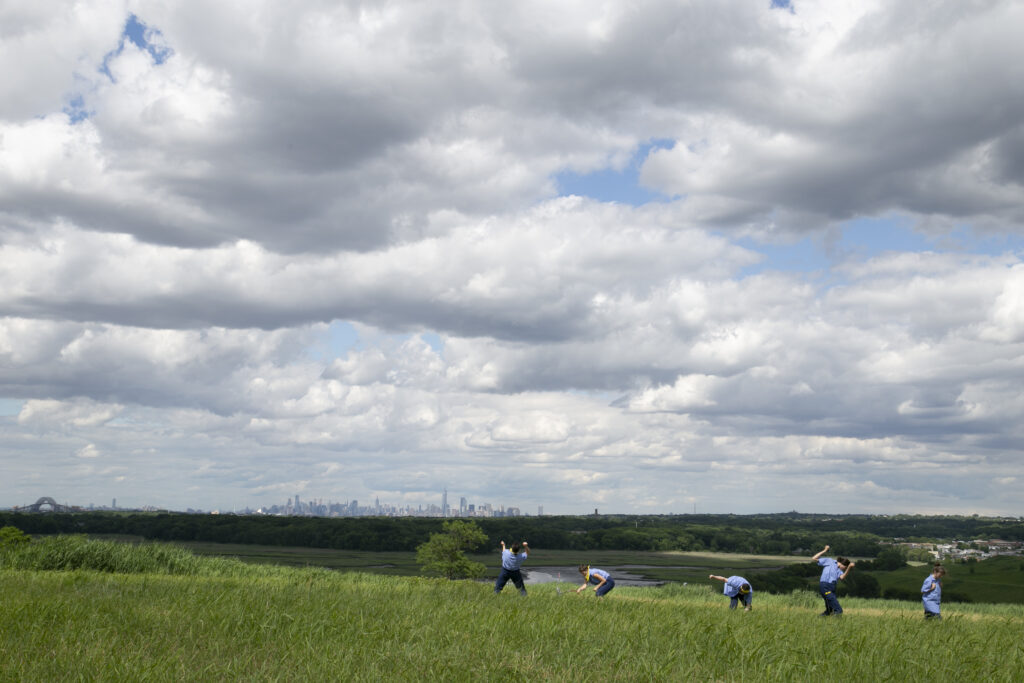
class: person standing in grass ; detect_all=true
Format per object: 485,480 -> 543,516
708,574 -> 753,611
921,563 -> 946,619
576,564 -> 615,597
811,545 -> 854,617
494,540 -> 530,596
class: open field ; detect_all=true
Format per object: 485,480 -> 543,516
66,536 -> 1024,602
2,566 -> 1023,681
875,555 -> 1024,604
2,536 -> 1023,680
141,540 -> 1024,599
178,541 -> 804,582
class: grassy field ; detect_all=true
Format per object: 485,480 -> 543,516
2,537 -> 1023,680
157,539 -> 1024,599
179,541 -> 804,581
3,567 -> 1023,680
874,555 -> 1024,603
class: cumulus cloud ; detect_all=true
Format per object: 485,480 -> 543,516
1,1 -> 1023,514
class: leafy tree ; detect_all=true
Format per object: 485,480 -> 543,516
838,572 -> 880,599
871,547 -> 907,571
0,525 -> 30,548
415,520 -> 488,580
905,547 -> 936,563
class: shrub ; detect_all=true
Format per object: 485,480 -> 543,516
0,525 -> 30,549
415,520 -> 487,579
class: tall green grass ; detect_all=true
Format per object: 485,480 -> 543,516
1,537 -> 1022,681
0,534 -> 307,577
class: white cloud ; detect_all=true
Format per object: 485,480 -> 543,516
1,1 -> 1024,514
76,443 -> 101,458
18,399 -> 122,428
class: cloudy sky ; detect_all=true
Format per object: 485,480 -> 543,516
3,0 -> 1024,516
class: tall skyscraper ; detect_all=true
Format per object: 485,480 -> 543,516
442,488 -> 448,518
460,497 -> 467,516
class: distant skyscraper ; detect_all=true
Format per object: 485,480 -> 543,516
442,489 -> 448,518
460,497 -> 467,516
538,505 -> 543,516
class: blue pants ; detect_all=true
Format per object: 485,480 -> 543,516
729,592 -> 752,609
494,568 -> 526,595
819,581 -> 842,615
595,578 -> 615,596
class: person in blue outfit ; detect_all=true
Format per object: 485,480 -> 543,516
709,574 -> 753,611
921,563 -> 946,619
576,564 -> 615,597
811,545 -> 854,616
494,540 -> 530,595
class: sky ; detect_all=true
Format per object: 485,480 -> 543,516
2,0 -> 1024,516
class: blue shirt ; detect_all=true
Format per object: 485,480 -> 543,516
588,568 -> 611,585
723,576 -> 751,598
501,549 -> 528,570
921,575 -> 942,612
818,558 -> 842,584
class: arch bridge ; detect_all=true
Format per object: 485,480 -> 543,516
14,496 -> 73,513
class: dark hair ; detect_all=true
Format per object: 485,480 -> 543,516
933,563 -> 946,576
741,583 -> 751,593
511,543 -> 522,553
578,564 -> 588,574
836,556 -> 850,566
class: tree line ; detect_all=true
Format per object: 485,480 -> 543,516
2,511 -> 1020,556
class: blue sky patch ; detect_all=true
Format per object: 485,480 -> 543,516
556,139 -> 676,206
100,14 -> 172,82
63,94 -> 90,123
0,399 -> 24,417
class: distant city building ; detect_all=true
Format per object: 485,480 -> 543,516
16,492 -> 539,520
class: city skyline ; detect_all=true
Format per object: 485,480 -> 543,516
6,490 -> 538,518
3,3 -> 1024,517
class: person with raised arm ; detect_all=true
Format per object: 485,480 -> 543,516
494,540 -> 530,596
811,544 -> 854,617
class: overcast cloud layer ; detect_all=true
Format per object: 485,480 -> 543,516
2,0 -> 1024,515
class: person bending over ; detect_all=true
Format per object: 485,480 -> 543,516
709,574 -> 753,611
576,564 -> 615,597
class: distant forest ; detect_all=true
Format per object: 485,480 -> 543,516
3,511 -> 1022,558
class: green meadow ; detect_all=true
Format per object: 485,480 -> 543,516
876,555 -> 1024,603
178,540 -> 803,581
2,536 -> 1023,681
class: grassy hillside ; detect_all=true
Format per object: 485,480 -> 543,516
1,537 -> 1023,680
873,555 -> 1024,604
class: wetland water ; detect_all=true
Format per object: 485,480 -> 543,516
522,566 -> 667,587
521,564 -> 783,587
